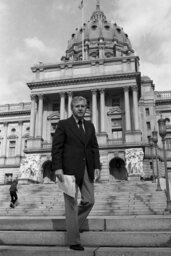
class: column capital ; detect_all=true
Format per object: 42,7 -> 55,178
18,121 -> 23,126
91,89 -> 97,94
67,91 -> 73,96
30,94 -> 37,101
3,122 -> 8,127
124,86 -> 130,92
132,85 -> 138,91
99,88 -> 105,93
60,92 -> 65,97
38,94 -> 44,100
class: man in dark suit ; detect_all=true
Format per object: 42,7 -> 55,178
52,96 -> 100,250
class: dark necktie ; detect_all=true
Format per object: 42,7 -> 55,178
78,120 -> 85,138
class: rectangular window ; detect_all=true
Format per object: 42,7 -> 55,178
112,130 -> 122,140
52,103 -> 59,111
145,108 -> 150,116
112,98 -> 120,107
9,141 -> 16,157
146,122 -> 151,130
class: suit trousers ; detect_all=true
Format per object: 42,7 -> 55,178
64,168 -> 94,245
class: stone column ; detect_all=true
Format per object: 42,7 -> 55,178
2,122 -> 8,157
30,95 -> 37,138
37,94 -> 43,138
17,121 -> 23,155
124,87 -> 131,131
60,92 -> 65,120
100,89 -> 105,132
92,89 -> 98,131
132,86 -> 140,130
67,91 -> 72,117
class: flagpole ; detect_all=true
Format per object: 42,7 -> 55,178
82,1 -> 84,60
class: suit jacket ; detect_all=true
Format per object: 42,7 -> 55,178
51,116 -> 100,186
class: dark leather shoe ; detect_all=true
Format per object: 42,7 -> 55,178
69,244 -> 84,250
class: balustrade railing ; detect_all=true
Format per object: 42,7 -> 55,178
155,91 -> 171,100
0,102 -> 31,113
107,139 -> 125,145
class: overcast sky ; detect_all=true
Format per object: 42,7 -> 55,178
0,0 -> 171,104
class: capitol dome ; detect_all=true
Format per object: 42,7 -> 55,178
62,1 -> 134,61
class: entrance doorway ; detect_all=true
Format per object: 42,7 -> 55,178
109,157 -> 128,180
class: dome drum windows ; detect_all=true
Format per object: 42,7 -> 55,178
11,128 -> 16,133
91,25 -> 97,30
104,25 -> 110,30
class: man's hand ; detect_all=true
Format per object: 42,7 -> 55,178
55,169 -> 64,183
94,169 -> 100,181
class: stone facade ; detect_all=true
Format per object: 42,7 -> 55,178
0,2 -> 171,184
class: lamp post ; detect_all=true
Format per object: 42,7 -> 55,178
152,130 -> 162,191
158,116 -> 171,212
148,136 -> 156,183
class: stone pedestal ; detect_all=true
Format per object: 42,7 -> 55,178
27,137 -> 43,149
18,154 -> 43,184
125,148 -> 144,177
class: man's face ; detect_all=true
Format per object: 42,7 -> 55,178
72,100 -> 87,119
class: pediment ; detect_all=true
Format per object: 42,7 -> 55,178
47,111 -> 60,120
7,135 -> 18,139
22,133 -> 30,138
107,106 -> 122,116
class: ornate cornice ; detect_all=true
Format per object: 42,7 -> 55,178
27,72 -> 141,90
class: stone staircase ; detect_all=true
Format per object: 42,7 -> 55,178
0,180 -> 171,255
0,180 -> 168,216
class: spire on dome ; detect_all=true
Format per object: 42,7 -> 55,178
96,0 -> 100,10
90,0 -> 106,22
64,0 -> 134,62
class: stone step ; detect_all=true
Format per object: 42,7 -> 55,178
1,204 -> 166,211
0,211 -> 165,216
0,246 -> 171,256
0,216 -> 170,231
0,230 -> 171,247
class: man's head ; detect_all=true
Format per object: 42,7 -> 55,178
71,96 -> 87,120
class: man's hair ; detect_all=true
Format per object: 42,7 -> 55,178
71,96 -> 87,109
